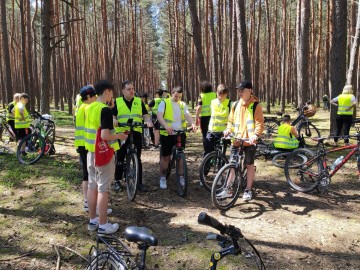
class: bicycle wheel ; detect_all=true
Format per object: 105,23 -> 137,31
142,127 -> 151,148
237,237 -> 266,270
297,122 -> 321,147
262,118 -> 280,140
199,151 -> 228,192
211,163 -> 242,211
125,152 -> 139,201
45,122 -> 56,144
285,148 -> 322,192
271,152 -> 290,168
86,251 -> 127,270
175,152 -> 188,197
17,133 -> 46,165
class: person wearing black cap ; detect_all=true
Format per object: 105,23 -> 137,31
222,81 -> 264,201
75,85 -> 97,213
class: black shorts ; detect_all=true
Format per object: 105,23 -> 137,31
160,134 -> 186,157
16,128 -> 28,140
152,115 -> 160,130
243,145 -> 256,165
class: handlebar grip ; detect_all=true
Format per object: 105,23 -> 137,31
198,212 -> 227,235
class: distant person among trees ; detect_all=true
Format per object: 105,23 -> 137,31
148,89 -> 164,149
74,85 -> 97,213
203,84 -> 232,156
84,80 -> 128,235
322,94 -> 329,110
157,86 -> 197,189
195,81 -> 217,155
330,84 -> 357,146
273,115 -> 300,150
6,93 -> 21,139
15,93 -> 31,154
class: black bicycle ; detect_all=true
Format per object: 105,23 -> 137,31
118,119 -> 146,201
199,134 -> 231,192
165,129 -> 191,197
198,212 -> 266,269
0,112 -> 17,153
87,226 -> 158,270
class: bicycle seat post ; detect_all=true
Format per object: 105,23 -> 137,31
137,243 -> 150,270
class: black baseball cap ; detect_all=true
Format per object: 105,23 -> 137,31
80,85 -> 96,98
236,81 -> 253,90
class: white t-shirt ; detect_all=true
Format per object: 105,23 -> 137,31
158,100 -> 190,131
17,102 -> 25,113
332,95 -> 356,103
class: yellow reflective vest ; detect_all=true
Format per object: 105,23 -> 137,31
152,97 -> 163,115
74,103 -> 87,147
84,101 -> 119,153
273,123 -> 299,149
14,102 -> 30,129
208,98 -> 230,132
115,97 -> 143,133
337,94 -> 354,115
233,102 -> 255,138
6,101 -> 16,121
159,98 -> 186,136
199,92 -> 217,117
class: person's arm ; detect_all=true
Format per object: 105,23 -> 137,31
346,96 -> 357,111
330,96 -> 339,106
224,103 -> 236,136
184,105 -> 197,131
100,107 -> 128,141
141,101 -> 152,125
290,126 -> 299,138
253,104 -> 265,140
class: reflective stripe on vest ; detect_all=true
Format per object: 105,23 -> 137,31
160,98 -> 186,136
74,103 -> 87,147
233,102 -> 255,137
115,97 -> 143,133
273,124 -> 299,149
200,92 -> 217,117
337,94 -> 354,115
84,101 -> 119,152
209,98 -> 230,132
14,103 -> 30,129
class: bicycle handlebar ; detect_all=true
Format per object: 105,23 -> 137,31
31,111 -> 55,124
198,212 -> 228,235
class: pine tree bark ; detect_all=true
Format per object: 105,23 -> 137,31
346,1 -> 360,85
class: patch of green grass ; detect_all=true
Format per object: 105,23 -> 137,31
51,109 -> 74,126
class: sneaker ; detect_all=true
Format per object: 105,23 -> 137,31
160,178 -> 167,189
97,222 -> 119,235
216,189 -> 233,199
114,181 -> 123,192
179,176 -> 185,187
88,219 -> 99,231
242,190 -> 252,201
83,202 -> 89,212
150,145 -> 159,151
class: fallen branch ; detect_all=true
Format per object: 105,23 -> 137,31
0,248 -> 36,262
53,245 -> 61,270
55,244 -> 88,262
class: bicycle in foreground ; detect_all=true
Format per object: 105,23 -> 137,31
211,137 -> 249,210
0,112 -> 17,153
86,226 -> 158,270
116,119 -> 147,201
17,111 -> 56,165
164,128 -> 193,197
198,212 -> 266,269
284,132 -> 360,194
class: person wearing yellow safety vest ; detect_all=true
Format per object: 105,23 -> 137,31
84,80 -> 128,235
195,81 -> 217,153
330,84 -> 357,145
6,93 -> 21,139
222,81 -> 264,201
157,86 -> 197,189
204,84 -> 232,156
112,80 -> 152,193
74,93 -> 83,122
273,115 -> 299,150
14,93 -> 31,151
148,89 -> 164,149
74,85 -> 97,214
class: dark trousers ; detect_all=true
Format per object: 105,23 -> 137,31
204,132 -> 225,156
115,131 -> 143,184
334,115 -> 353,143
78,146 -> 89,181
200,116 -> 211,152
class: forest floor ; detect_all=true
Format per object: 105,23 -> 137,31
1,108 -> 360,269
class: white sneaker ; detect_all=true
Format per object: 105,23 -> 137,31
87,218 -> 99,231
83,202 -> 89,212
242,190 -> 252,201
216,189 -> 233,199
160,178 -> 167,189
179,176 -> 185,187
97,222 -> 119,235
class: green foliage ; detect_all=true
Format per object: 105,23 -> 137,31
50,110 -> 74,126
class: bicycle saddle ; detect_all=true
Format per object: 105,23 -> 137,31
124,226 -> 158,246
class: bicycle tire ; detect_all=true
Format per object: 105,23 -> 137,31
86,251 -> 127,270
262,118 -> 280,140
175,152 -> 188,197
297,122 -> 321,147
17,133 -> 46,165
45,122 -> 56,144
211,163 -> 242,211
237,237 -> 267,270
284,148 -> 322,192
142,127 -> 151,148
125,152 -> 139,201
199,151 -> 228,192
271,152 -> 290,168
3,122 -> 16,141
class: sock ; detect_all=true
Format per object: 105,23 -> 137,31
160,176 -> 166,181
99,223 -> 108,229
90,217 -> 98,224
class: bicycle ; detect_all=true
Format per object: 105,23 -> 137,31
86,226 -> 158,270
162,128 -> 192,197
142,123 -> 151,149
198,212 -> 266,269
211,138 -> 249,211
262,112 -> 283,140
0,112 -> 17,153
199,134 -> 231,192
284,125 -> 360,193
117,119 -> 146,201
16,111 -> 56,165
